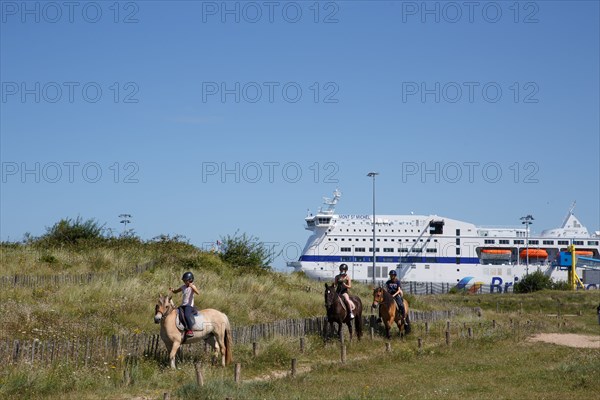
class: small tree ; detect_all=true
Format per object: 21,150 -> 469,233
37,217 -> 106,247
218,231 -> 277,273
514,270 -> 554,293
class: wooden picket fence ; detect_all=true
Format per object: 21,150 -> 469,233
0,261 -> 156,288
1,307 -> 478,368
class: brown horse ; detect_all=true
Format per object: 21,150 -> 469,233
324,283 -> 363,341
372,287 -> 411,339
153,294 -> 233,368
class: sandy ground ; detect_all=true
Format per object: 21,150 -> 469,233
528,333 -> 600,349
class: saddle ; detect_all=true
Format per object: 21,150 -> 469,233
339,296 -> 355,313
176,307 -> 205,332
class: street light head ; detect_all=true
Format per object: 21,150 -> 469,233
367,172 -> 379,177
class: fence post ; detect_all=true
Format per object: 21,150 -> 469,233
425,321 -> 429,335
195,362 -> 204,387
299,337 -> 305,354
12,340 -> 20,363
252,342 -> 259,357
445,331 -> 450,346
418,338 -> 422,349
291,358 -> 297,377
340,345 -> 346,364
468,327 -> 473,339
234,363 -> 241,383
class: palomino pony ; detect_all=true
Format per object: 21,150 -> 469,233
324,283 -> 363,342
372,287 -> 411,339
153,294 -> 233,368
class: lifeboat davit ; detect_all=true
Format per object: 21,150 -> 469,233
519,249 -> 548,258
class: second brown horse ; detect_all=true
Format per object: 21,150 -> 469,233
372,287 -> 411,339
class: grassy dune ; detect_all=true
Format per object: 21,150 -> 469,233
1,244 -> 599,399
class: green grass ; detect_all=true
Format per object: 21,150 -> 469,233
1,243 -> 599,399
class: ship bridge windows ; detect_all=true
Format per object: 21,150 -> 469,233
317,217 -> 331,224
429,220 -> 445,234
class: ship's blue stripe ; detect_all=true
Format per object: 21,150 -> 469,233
299,255 -> 480,264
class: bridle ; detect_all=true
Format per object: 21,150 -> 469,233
154,298 -> 175,323
324,286 -> 342,309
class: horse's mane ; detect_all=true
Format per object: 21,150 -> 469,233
378,288 -> 396,309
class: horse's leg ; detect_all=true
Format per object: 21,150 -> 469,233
215,330 -> 227,367
395,319 -> 404,338
385,319 -> 392,340
169,339 -> 181,369
347,321 -> 353,342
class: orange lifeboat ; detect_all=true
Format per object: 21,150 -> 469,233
575,250 -> 594,256
480,249 -> 512,260
519,249 -> 548,258
481,249 -> 511,255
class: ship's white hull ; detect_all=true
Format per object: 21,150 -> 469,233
291,260 -> 597,292
290,191 -> 600,291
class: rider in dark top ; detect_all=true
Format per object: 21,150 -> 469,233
334,264 -> 355,319
385,270 -> 408,325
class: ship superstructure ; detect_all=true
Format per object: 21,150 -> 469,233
288,191 -> 600,290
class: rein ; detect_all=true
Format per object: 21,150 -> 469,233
157,301 -> 176,321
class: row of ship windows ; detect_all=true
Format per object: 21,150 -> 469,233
484,239 -> 598,246
328,237 -> 598,246
340,247 -> 441,253
339,257 -> 462,266
329,237 -> 438,242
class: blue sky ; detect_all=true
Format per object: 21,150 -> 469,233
1,1 -> 599,271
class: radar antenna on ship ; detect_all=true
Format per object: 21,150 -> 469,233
318,189 -> 341,215
561,201 -> 577,228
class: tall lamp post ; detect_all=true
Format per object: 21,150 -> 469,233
367,172 -> 379,284
119,214 -> 132,235
520,214 -> 534,275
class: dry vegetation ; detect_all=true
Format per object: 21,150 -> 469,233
1,242 -> 599,399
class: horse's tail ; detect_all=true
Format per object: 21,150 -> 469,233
224,316 -> 233,365
354,296 -> 363,339
404,300 -> 411,335
355,313 -> 363,339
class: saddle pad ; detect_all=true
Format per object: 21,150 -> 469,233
176,309 -> 205,332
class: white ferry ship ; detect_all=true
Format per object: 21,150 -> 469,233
288,190 -> 600,291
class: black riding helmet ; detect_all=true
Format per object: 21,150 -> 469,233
339,263 -> 348,272
182,271 -> 194,282
389,270 -> 397,277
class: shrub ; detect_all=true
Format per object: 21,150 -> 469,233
514,270 -> 555,293
36,217 -> 106,247
218,231 -> 277,273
